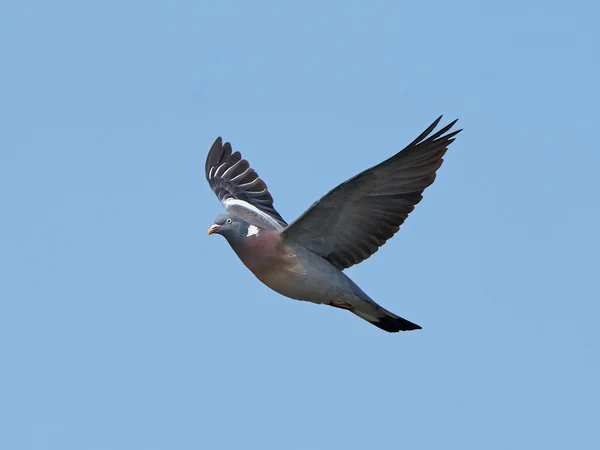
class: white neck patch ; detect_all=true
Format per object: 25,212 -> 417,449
246,224 -> 260,237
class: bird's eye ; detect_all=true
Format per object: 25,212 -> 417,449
226,218 -> 232,224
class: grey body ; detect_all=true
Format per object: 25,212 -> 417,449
206,117 -> 461,332
239,230 -> 359,303
214,218 -> 417,330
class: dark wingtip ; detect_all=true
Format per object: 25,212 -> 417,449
205,137 -> 224,178
408,115 -> 446,147
444,119 -> 462,136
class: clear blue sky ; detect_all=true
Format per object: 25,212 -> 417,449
1,1 -> 599,449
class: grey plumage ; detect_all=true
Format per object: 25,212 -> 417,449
282,117 -> 460,269
205,138 -> 287,229
206,117 -> 462,332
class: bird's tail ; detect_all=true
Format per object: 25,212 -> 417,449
339,279 -> 421,332
351,305 -> 421,333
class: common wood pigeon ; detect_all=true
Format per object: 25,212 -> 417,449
206,117 -> 461,332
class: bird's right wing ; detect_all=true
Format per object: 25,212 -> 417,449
205,137 -> 287,229
281,117 -> 461,270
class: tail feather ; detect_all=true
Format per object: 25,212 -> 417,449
367,312 -> 421,332
351,304 -> 421,333
335,278 -> 421,332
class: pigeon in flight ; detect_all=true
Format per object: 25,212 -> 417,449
206,117 -> 461,332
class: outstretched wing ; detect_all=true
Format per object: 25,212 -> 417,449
205,137 -> 287,229
281,117 -> 461,270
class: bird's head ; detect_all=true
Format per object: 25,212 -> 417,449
208,214 -> 256,246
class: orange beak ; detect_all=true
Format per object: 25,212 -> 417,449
207,224 -> 220,235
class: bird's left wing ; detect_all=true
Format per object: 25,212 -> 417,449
281,117 -> 461,270
205,137 -> 287,229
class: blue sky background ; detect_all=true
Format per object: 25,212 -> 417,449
1,1 -> 599,449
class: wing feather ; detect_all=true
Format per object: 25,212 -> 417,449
205,138 -> 287,229
281,117 -> 461,269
